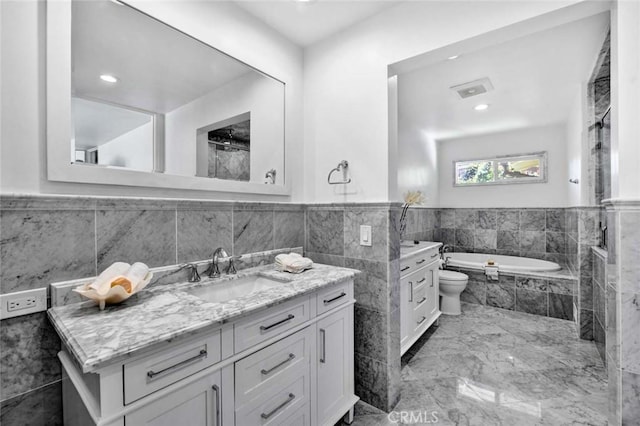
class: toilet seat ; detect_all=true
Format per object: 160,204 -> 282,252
439,270 -> 468,282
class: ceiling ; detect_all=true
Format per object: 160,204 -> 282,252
73,98 -> 152,149
234,0 -> 402,47
398,12 -> 610,142
72,0 -> 260,114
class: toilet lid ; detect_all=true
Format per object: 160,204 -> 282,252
439,270 -> 468,282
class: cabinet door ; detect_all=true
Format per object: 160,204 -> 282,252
426,264 -> 439,317
125,371 -> 222,426
317,305 -> 353,426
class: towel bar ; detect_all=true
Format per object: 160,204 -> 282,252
328,160 -> 351,185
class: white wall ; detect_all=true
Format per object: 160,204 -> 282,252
566,85 -> 595,206
303,0 -> 579,203
164,71 -> 284,185
437,124 -> 568,208
98,122 -> 154,171
611,0 -> 640,200
0,0 -> 303,201
397,97 -> 440,206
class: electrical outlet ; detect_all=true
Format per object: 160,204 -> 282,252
0,288 -> 47,319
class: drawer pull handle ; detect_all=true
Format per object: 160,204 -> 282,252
416,296 -> 427,305
430,253 -> 439,259
261,353 -> 296,375
212,384 -> 220,426
260,314 -> 295,332
261,393 -> 296,420
401,266 -> 410,272
417,278 -> 426,284
409,282 -> 413,302
416,259 -> 426,265
320,328 -> 326,363
146,349 -> 207,380
323,292 -> 347,305
417,316 -> 426,325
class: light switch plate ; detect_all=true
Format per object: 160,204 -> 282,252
360,225 -> 372,246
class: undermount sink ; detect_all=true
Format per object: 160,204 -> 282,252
186,275 -> 284,303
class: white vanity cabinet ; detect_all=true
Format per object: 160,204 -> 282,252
125,371 -> 222,426
316,304 -> 354,425
59,279 -> 357,426
400,245 -> 441,356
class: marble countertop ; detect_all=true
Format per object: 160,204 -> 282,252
47,263 -> 359,373
400,241 -> 443,260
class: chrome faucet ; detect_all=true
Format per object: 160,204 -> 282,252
181,263 -> 201,282
204,247 -> 237,278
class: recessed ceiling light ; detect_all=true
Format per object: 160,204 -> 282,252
447,55 -> 460,60
100,74 -> 118,83
474,104 -> 489,111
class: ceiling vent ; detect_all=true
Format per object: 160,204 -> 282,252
450,78 -> 494,99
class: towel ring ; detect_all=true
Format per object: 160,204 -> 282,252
328,160 -> 351,185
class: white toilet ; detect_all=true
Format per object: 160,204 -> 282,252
439,270 -> 469,315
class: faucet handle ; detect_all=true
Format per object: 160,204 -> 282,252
181,263 -> 201,282
226,256 -> 240,275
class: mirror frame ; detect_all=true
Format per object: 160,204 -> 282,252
46,0 -> 289,195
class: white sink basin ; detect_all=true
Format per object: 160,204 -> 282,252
186,275 -> 284,303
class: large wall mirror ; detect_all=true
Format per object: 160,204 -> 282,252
47,0 -> 287,195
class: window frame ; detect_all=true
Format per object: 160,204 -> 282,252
453,151 -> 548,187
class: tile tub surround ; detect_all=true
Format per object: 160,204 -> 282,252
305,203 -> 402,411
434,208 -> 568,264
350,302 -> 607,426
0,195 -> 306,424
449,266 -> 577,321
605,201 -> 640,425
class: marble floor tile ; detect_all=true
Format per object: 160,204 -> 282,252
349,302 -> 608,426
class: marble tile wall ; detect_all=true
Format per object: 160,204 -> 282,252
433,208 -> 568,265
452,267 -> 576,321
0,195 -> 306,425
592,247 -> 607,366
566,207 -> 601,340
304,203 -> 401,411
605,203 -> 640,425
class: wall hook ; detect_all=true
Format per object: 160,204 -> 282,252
328,160 -> 351,185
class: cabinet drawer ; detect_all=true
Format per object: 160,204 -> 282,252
316,281 -> 352,316
123,329 -> 221,405
400,249 -> 440,276
235,374 -> 309,426
235,327 -> 311,407
412,284 -> 427,311
413,303 -> 429,332
234,296 -> 310,353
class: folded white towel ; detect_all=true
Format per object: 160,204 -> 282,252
275,253 -> 313,274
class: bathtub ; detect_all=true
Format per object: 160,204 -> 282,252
445,252 -> 561,273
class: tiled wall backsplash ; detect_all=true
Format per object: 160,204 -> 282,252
0,195 -> 403,423
0,196 -> 305,425
303,204 -> 401,411
436,208 -> 568,265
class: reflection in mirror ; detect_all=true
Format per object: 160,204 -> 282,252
70,0 -> 284,185
72,97 -> 154,171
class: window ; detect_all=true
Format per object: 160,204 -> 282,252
454,152 -> 547,186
